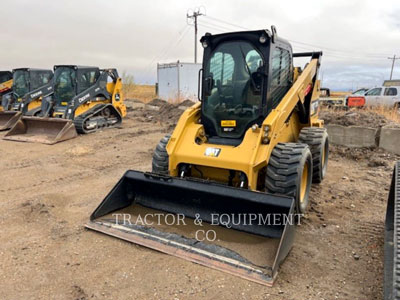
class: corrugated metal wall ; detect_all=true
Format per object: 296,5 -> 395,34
157,62 -> 201,101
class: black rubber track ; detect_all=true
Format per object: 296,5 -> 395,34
151,134 -> 171,174
298,127 -> 329,183
74,104 -> 122,134
265,143 -> 312,213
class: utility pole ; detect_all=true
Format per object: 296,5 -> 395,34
388,55 -> 400,80
187,10 -> 204,63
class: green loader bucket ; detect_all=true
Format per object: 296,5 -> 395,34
3,116 -> 78,144
0,111 -> 22,131
86,171 -> 296,286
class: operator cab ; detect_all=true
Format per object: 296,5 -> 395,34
0,71 -> 12,84
53,65 -> 100,105
12,68 -> 53,98
3,68 -> 53,111
0,71 -> 12,96
200,29 -> 293,145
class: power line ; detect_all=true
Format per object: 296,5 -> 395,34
388,55 -> 400,80
200,19 -> 237,33
204,15 -> 249,31
142,24 -> 191,78
198,22 -> 225,34
203,15 -> 392,59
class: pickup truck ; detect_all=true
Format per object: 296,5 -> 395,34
347,86 -> 400,109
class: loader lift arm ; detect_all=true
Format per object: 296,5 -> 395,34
21,80 -> 54,115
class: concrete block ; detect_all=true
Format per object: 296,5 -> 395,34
145,104 -> 160,111
326,124 -> 378,148
380,126 -> 400,155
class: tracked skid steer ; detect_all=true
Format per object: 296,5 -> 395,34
86,27 -> 329,286
0,69 -> 53,130
4,66 -> 126,144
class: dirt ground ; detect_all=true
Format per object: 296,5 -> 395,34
0,100 -> 398,300
320,108 -> 400,128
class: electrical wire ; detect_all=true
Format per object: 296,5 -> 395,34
203,15 -> 393,59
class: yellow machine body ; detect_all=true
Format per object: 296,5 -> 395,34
167,58 -> 323,190
0,79 -> 13,111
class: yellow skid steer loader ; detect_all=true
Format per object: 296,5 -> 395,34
0,71 -> 13,101
0,68 -> 53,131
86,27 -> 329,286
4,66 -> 126,144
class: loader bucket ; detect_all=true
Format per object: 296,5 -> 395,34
3,117 -> 78,144
86,171 -> 296,286
0,111 -> 22,131
384,161 -> 400,300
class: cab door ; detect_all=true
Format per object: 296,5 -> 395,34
364,87 -> 382,106
382,87 -> 399,107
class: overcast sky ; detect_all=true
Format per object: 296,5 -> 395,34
1,0 -> 399,90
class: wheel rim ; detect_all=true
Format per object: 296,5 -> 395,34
300,162 -> 309,204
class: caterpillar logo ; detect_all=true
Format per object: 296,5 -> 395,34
204,147 -> 221,157
78,93 -> 90,103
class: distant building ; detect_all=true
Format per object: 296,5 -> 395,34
157,61 -> 201,101
383,79 -> 400,86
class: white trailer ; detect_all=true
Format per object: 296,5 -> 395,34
157,61 -> 201,101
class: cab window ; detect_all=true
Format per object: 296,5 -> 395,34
384,88 -> 397,96
270,47 -> 291,108
77,70 -> 99,94
365,88 -> 382,96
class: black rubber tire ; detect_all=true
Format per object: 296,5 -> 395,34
151,134 -> 171,174
298,127 -> 329,183
265,143 -> 313,214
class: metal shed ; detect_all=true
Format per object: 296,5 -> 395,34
157,61 -> 201,101
383,79 -> 400,87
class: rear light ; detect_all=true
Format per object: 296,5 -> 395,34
347,96 -> 365,107
304,84 -> 312,96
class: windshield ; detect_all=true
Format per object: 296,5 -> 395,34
203,41 -> 264,138
13,70 -> 30,97
54,67 -> 76,103
353,89 -> 368,95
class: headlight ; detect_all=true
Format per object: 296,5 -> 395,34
202,41 -> 208,48
259,35 -> 267,44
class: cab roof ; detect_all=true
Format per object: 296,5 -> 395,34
54,65 -> 99,71
12,68 -> 52,72
200,29 -> 292,49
